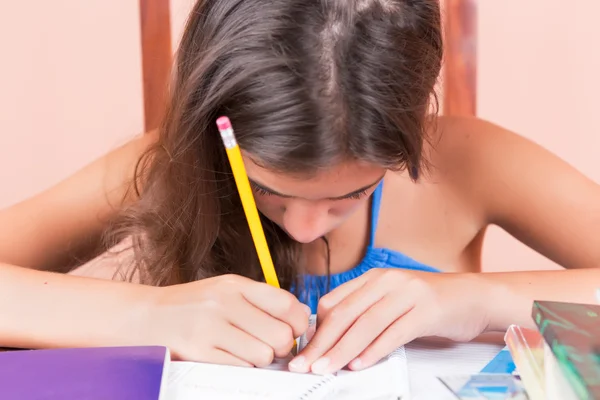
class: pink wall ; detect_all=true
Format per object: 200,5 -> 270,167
170,0 -> 196,52
1,1 -> 597,272
478,0 -> 600,271
0,1 -> 145,209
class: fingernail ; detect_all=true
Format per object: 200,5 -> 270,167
303,304 -> 312,317
350,358 -> 363,370
289,356 -> 306,371
311,357 -> 330,374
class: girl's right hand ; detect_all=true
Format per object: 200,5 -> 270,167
146,274 -> 311,367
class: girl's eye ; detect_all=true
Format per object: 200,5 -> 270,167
343,190 -> 368,200
250,184 -> 368,200
252,186 -> 273,196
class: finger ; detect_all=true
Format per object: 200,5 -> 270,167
217,324 -> 277,368
290,278 -> 386,373
316,272 -> 369,322
229,301 -> 296,358
242,281 -> 311,338
201,349 -> 253,368
314,293 -> 413,374
349,309 -> 423,371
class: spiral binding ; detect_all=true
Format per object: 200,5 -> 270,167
387,346 -> 406,362
385,346 -> 409,397
297,373 -> 336,400
298,315 -> 317,352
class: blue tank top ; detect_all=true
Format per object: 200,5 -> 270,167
293,181 -> 441,313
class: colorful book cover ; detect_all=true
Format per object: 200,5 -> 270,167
532,300 -> 600,400
544,340 -> 579,400
504,325 -> 545,400
0,346 -> 170,399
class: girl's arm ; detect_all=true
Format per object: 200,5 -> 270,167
0,262 -> 157,349
0,131 -> 157,272
0,131 -> 158,348
442,116 -> 600,270
443,117 -> 600,329
481,268 -> 600,331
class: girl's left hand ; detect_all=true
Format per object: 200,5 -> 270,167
288,268 -> 495,375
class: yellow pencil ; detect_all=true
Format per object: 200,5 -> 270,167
216,116 -> 280,287
216,116 -> 298,352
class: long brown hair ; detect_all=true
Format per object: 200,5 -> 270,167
111,0 -> 443,289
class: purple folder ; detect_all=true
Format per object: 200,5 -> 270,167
0,346 -> 169,399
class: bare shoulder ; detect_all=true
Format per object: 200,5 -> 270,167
420,116 -> 503,224
33,128 -> 159,210
427,115 -> 600,269
428,115 -> 599,215
0,130 -> 159,271
93,128 -> 159,204
426,115 -> 524,171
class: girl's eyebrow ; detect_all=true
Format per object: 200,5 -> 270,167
248,175 -> 384,200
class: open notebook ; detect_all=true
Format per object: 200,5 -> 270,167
166,315 -> 408,399
167,348 -> 407,400
165,318 -> 505,400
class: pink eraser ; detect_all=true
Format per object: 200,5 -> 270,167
216,116 -> 232,131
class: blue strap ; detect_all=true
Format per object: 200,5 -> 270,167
369,181 -> 384,248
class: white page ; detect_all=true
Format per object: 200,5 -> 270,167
166,358 -> 334,400
335,346 -> 409,399
166,326 -> 504,400
166,349 -> 408,400
405,333 -> 505,400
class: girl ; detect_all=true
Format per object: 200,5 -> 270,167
1,0 -> 599,376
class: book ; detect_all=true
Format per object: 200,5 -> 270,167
166,315 -> 408,399
532,300 -> 600,400
168,347 -> 407,400
544,340 -> 579,400
504,325 -> 545,400
0,318 -> 507,399
0,345 -> 170,399
166,319 -> 506,400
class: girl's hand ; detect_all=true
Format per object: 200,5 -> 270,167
288,269 -> 494,374
148,274 -> 311,367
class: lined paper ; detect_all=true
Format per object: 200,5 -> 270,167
165,331 -> 505,399
405,333 -> 505,399
166,360 -> 331,400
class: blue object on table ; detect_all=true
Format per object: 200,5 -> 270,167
480,347 -> 517,374
445,347 -> 520,398
440,373 -> 527,399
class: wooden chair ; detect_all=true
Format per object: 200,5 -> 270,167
443,0 -> 477,117
139,0 -> 477,132
139,0 -> 172,132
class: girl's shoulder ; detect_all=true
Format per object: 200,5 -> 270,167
425,115 -> 542,192
0,130 -> 159,271
424,115 -> 565,222
425,116 -> 600,270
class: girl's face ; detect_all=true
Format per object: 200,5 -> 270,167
243,155 -> 386,243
